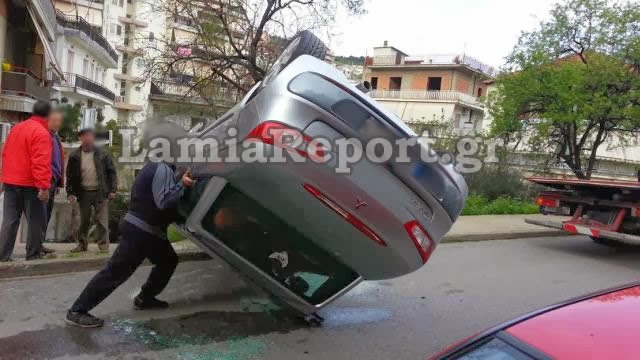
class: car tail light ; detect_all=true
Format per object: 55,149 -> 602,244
535,194 -> 560,208
404,220 -> 434,263
246,121 -> 325,160
303,183 -> 386,247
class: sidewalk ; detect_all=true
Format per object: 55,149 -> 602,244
443,214 -> 568,242
0,214 -> 568,279
0,240 -> 208,280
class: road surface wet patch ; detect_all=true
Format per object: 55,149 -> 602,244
0,308 -> 307,360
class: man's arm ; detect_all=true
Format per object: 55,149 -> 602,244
66,153 -> 77,197
104,152 -> 117,194
152,163 -> 185,209
32,130 -> 52,190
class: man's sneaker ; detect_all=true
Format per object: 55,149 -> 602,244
41,246 -> 56,254
25,253 -> 44,261
65,310 -> 104,328
134,295 -> 169,310
69,246 -> 88,253
0,257 -> 13,262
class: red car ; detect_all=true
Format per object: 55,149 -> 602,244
431,283 -> 640,359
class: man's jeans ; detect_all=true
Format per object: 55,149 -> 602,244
0,185 -> 47,260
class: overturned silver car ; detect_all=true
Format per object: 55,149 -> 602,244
171,31 -> 468,319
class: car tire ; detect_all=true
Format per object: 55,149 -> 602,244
285,30 -> 329,64
257,31 -> 328,92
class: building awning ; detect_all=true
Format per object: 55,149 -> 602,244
27,5 -> 64,79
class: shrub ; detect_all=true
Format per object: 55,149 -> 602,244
461,195 -> 538,216
464,166 -> 533,201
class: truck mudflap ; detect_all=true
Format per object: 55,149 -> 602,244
524,217 -> 640,245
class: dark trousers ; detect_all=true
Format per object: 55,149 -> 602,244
70,220 -> 178,313
0,185 -> 47,260
44,182 -> 58,239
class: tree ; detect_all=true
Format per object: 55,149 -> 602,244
58,102 -> 82,142
486,0 -> 640,179
141,0 -> 365,105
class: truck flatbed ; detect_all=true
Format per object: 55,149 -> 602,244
527,177 -> 640,191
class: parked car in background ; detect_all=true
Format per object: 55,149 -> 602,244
430,282 -> 640,359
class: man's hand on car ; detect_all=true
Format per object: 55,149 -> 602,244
181,170 -> 194,188
68,195 -> 77,204
37,189 -> 49,202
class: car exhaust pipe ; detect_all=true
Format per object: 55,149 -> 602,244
355,81 -> 371,94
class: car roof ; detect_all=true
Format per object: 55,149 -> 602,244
505,284 -> 640,359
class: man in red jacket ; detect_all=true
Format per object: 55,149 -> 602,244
0,101 -> 52,261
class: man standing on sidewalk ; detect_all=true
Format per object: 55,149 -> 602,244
41,109 -> 65,254
0,101 -> 52,262
66,129 -> 117,252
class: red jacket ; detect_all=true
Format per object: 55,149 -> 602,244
1,116 -> 52,190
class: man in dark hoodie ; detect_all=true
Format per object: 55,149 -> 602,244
65,123 -> 194,328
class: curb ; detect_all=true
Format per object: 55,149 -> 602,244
0,250 -> 210,280
0,231 -> 571,280
442,230 -> 568,243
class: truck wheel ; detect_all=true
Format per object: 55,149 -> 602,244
591,236 -> 626,247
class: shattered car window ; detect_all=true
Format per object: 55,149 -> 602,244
201,185 -> 359,305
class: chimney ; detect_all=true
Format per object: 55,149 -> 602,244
383,40 -> 388,47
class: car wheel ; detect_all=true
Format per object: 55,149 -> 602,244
259,30 -> 328,90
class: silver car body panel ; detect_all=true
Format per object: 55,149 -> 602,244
183,55 -> 468,314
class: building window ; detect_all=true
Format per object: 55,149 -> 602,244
119,0 -> 124,7
389,77 -> 402,90
110,24 -> 122,36
82,59 -> 89,78
120,80 -> 126,96
90,63 -> 95,80
427,77 -> 442,91
66,50 -> 74,73
148,32 -> 155,41
370,77 -> 378,90
477,87 -> 483,97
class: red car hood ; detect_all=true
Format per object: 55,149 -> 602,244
506,285 -> 640,359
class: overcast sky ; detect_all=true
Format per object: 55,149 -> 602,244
328,0 -> 558,67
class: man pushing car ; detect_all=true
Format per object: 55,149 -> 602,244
65,122 -> 195,328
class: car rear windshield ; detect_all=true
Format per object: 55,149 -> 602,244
196,185 -> 359,305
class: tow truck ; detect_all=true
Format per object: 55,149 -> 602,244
525,176 -> 640,246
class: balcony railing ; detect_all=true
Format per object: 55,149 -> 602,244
56,10 -> 118,63
57,72 -> 115,101
369,54 -> 497,77
369,89 -> 482,107
1,67 -> 51,101
151,80 -> 240,106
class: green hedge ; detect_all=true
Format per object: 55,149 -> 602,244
462,195 -> 539,216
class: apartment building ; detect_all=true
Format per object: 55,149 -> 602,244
364,42 -> 496,133
0,0 -> 62,126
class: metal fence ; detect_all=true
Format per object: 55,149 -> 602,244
58,72 -> 116,101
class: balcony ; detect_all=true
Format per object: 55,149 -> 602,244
150,80 -> 240,108
114,73 -> 144,82
118,16 -> 148,27
116,44 -> 144,56
56,11 -> 118,67
114,96 -> 143,111
55,73 -> 115,104
368,54 -> 497,78
369,89 -> 483,109
1,67 -> 51,100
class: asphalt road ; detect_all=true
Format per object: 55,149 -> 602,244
2,235 -> 640,360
